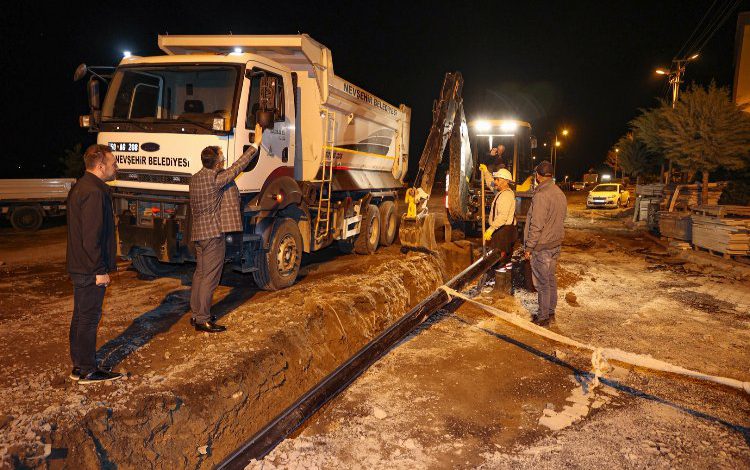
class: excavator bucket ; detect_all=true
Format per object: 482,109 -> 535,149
398,212 -> 437,252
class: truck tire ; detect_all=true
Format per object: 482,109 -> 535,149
253,218 -> 302,291
354,204 -> 380,255
378,200 -> 398,247
10,206 -> 43,231
131,252 -> 176,278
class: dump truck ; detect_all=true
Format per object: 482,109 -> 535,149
0,178 -> 75,231
74,35 -> 410,289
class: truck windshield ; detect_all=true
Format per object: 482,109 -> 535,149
101,64 -> 240,132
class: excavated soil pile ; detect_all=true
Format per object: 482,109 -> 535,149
0,246 -> 455,469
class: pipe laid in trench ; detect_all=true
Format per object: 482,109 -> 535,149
216,248 -> 505,470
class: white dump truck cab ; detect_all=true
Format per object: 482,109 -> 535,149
76,35 -> 410,289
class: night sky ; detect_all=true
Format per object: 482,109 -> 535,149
1,0 -> 746,180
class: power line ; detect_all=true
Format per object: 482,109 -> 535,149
692,0 -> 742,54
674,0 -> 719,60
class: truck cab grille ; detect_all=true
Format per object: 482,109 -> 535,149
117,171 -> 191,185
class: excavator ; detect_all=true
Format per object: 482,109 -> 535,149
399,72 -> 474,251
399,73 -> 536,252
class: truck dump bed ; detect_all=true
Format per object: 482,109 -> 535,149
0,179 -> 75,201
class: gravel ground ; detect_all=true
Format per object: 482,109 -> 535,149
246,192 -> 750,469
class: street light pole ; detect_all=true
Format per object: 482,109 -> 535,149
614,148 -> 619,180
551,129 -> 568,180
656,53 -> 698,183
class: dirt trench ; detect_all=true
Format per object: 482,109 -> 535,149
6,244 -> 470,469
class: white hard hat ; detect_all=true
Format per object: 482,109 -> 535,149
493,168 -> 513,181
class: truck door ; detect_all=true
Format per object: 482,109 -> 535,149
233,65 -> 295,192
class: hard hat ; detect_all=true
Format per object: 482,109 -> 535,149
493,168 -> 513,181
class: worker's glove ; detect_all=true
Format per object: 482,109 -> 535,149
479,164 -> 489,174
483,227 -> 495,241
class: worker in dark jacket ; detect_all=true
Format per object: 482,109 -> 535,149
523,161 -> 567,326
478,144 -> 506,183
189,124 -> 263,333
66,144 -> 122,384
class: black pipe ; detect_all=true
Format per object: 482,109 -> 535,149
216,248 -> 504,470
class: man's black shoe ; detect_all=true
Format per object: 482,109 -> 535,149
69,367 -> 81,381
532,316 -> 551,327
190,316 -> 217,327
194,321 -> 227,333
78,369 -> 123,385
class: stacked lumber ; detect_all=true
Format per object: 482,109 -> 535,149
662,183 -> 726,212
658,211 -> 692,241
634,184 -> 664,225
636,183 -> 664,197
691,206 -> 750,256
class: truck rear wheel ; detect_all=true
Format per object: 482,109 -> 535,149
253,218 -> 302,291
378,200 -> 398,247
10,206 -> 43,231
354,204 -> 380,255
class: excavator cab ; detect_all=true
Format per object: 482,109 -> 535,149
446,119 -> 535,232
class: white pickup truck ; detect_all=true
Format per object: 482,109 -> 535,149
0,179 -> 75,230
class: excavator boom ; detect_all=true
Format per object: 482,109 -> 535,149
400,72 -> 474,251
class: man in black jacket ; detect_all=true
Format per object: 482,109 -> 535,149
66,144 -> 122,384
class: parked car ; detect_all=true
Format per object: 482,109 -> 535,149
586,183 -> 630,208
572,181 -> 585,191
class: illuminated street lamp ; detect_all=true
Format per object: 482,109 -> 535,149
549,128 -> 570,179
614,148 -> 620,179
655,53 -> 699,109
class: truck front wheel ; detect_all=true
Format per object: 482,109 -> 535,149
253,218 -> 302,291
10,206 -> 43,231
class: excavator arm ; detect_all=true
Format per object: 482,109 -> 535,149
400,72 -> 474,251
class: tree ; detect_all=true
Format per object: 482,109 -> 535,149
658,83 -> 750,203
630,106 -> 668,180
60,143 -> 84,178
606,133 -> 653,180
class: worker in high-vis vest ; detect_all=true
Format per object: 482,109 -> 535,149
483,168 -> 517,293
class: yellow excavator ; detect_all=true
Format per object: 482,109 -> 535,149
400,74 -> 537,252
399,72 -> 474,251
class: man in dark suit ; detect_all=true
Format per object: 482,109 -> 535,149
66,144 -> 123,384
189,124 -> 263,332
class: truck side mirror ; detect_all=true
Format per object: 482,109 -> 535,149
73,63 -> 88,82
87,78 -> 101,126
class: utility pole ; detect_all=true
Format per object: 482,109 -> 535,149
656,53 -> 698,184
